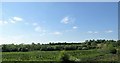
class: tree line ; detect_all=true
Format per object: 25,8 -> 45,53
2,39 -> 120,52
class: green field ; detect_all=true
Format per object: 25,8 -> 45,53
2,49 -> 119,63
2,40 -> 120,63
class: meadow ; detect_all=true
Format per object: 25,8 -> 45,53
2,50 -> 120,63
2,40 -> 120,63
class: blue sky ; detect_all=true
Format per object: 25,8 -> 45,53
1,0 -> 120,2
0,2 -> 118,44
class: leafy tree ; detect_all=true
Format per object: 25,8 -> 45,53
108,44 -> 117,54
117,40 -> 120,46
2,39 -> 118,52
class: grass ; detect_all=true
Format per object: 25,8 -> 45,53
2,49 -> 120,63
2,51 -> 60,61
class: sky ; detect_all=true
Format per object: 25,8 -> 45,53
1,0 -> 120,2
0,2 -> 118,44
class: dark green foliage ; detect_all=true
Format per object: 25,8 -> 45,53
107,44 -> 117,54
2,61 -> 61,63
2,50 -> 120,62
2,39 -> 119,52
59,51 -> 71,63
117,40 -> 120,46
2,61 -> 120,63
109,48 -> 117,54
82,47 -> 88,50
78,47 -> 82,50
1,39 -> 120,63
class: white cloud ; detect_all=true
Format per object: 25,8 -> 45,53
73,26 -> 78,29
87,30 -> 113,34
0,16 -> 23,25
4,21 -> 8,24
105,30 -> 113,33
61,16 -> 74,24
34,26 -> 47,37
9,19 -> 16,24
0,20 -> 3,25
13,17 -> 23,21
87,31 -> 93,34
64,26 -> 78,32
0,20 -> 9,25
9,17 -> 23,24
61,17 -> 69,24
11,21 -> 16,23
32,23 -> 38,26
87,31 -> 98,34
35,26 -> 42,32
52,31 -> 62,35
94,31 -> 98,34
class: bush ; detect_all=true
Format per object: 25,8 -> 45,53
78,47 -> 82,50
82,47 -> 88,50
109,48 -> 117,54
59,51 -> 71,63
117,48 -> 120,54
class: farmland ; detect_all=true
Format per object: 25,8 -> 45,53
2,50 -> 119,62
1,40 -> 120,63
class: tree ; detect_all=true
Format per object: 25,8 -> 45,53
108,44 -> 117,54
117,40 -> 120,46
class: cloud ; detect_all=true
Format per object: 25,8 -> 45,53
87,31 -> 93,34
9,19 -> 16,24
0,20 -> 3,25
87,31 -> 98,34
94,31 -> 98,34
34,26 -> 46,37
87,30 -> 113,34
73,26 -> 78,29
4,21 -> 8,24
9,17 -> 23,24
105,30 -> 113,33
13,17 -> 23,21
52,31 -> 62,35
64,26 -> 78,32
0,20 -> 9,25
34,26 -> 46,33
35,26 -> 42,32
61,16 -> 74,24
32,23 -> 38,26
61,17 -> 69,24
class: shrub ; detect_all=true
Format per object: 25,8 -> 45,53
109,48 -> 117,54
59,51 -> 71,63
78,47 -> 82,50
117,48 -> 120,54
82,47 -> 88,50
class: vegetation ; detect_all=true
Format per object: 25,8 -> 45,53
2,39 -> 120,52
1,39 -> 120,63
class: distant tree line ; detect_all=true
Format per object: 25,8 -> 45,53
2,39 -> 120,52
